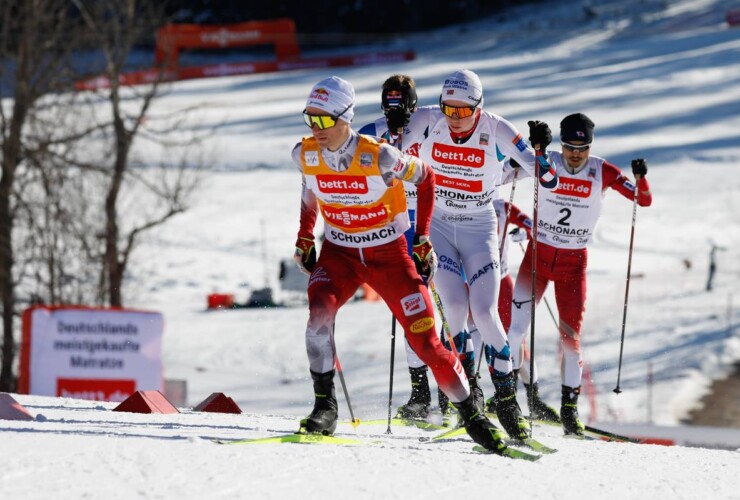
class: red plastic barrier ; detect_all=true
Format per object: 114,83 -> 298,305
0,394 -> 34,421
156,19 -> 300,66
193,392 -> 242,414
207,293 -> 235,310
113,390 -> 179,414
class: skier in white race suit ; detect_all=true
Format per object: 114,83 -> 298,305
408,69 -> 559,440
505,113 -> 653,436
359,75 -> 449,421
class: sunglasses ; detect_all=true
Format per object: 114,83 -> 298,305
303,103 -> 352,130
561,142 -> 591,153
439,96 -> 478,119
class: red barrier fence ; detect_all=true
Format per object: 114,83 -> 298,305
155,19 -> 301,66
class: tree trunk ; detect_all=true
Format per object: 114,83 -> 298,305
0,102 -> 27,391
105,126 -> 129,307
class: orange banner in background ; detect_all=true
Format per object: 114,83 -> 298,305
155,19 -> 301,66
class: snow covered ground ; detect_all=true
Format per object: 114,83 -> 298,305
2,393 -> 740,499
2,0 -> 740,498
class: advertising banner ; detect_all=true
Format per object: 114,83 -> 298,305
18,306 -> 164,402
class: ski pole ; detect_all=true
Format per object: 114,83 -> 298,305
386,315 -> 397,434
498,167 -> 519,258
330,323 -> 360,427
528,146 -> 543,424
518,241 -> 559,331
613,181 -> 639,394
429,280 -> 460,357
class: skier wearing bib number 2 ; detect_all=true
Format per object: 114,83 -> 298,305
410,69 -> 559,441
291,76 -> 510,454
506,113 -> 653,436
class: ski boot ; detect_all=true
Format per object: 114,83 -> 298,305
492,371 -> 531,441
452,392 -> 507,454
561,385 -> 585,436
301,370 -> 338,435
438,388 -> 455,427
396,366 -> 432,419
484,396 -> 496,416
468,374 -> 485,414
525,382 -> 561,423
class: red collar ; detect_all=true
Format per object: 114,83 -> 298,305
448,113 -> 481,144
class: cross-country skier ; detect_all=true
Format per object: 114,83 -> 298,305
292,76 -> 508,453
408,69 -> 559,440
505,113 -> 653,436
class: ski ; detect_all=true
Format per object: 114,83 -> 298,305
533,418 -> 641,443
473,445 -> 541,461
361,418 -> 445,431
563,434 -> 599,442
582,424 -> 642,443
513,437 -> 558,454
425,426 -> 466,441
215,432 -> 363,446
423,426 -> 556,453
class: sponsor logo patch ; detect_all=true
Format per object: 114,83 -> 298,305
308,267 -> 330,287
436,174 -> 482,193
512,134 -> 527,152
410,317 -> 435,333
316,175 -> 368,194
321,203 -> 389,228
304,150 -> 319,167
444,79 -> 469,90
310,88 -> 329,102
401,292 -> 427,316
329,226 -> 397,244
57,378 -> 135,402
479,133 -> 489,146
553,177 -> 592,198
359,153 -> 373,168
431,143 -> 485,167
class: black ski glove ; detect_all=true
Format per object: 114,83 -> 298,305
631,158 -> 647,177
528,120 -> 552,150
385,107 -> 412,131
